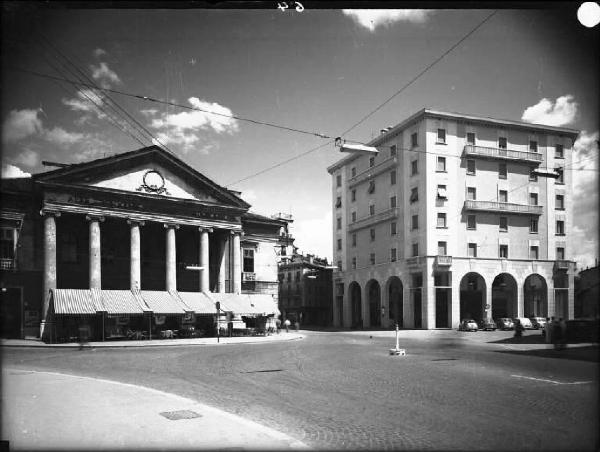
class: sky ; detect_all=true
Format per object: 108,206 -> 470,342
1,3 -> 599,269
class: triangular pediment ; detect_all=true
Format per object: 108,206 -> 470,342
35,146 -> 249,209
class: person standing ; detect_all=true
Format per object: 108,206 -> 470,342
284,318 -> 291,333
275,317 -> 281,334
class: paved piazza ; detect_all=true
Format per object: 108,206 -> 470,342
3,330 -> 598,450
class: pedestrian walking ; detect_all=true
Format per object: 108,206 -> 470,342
275,317 -> 281,334
284,318 -> 291,333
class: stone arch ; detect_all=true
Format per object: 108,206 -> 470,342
524,274 -> 548,318
491,273 -> 518,319
366,279 -> 382,327
459,272 -> 487,321
348,281 -> 363,328
386,276 -> 404,328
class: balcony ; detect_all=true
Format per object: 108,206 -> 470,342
464,200 -> 543,215
348,156 -> 398,188
0,258 -> 15,270
435,255 -> 452,266
242,272 -> 256,282
463,145 -> 543,164
406,256 -> 422,267
554,260 -> 570,271
347,208 -> 398,232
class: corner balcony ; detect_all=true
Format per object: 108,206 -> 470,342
463,145 -> 543,165
435,255 -> 452,267
348,156 -> 398,188
464,200 -> 543,215
347,208 -> 398,232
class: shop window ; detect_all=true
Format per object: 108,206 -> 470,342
243,248 -> 255,273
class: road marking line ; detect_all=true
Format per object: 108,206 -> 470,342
511,375 -> 593,385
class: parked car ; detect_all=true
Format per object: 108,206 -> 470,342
496,318 -> 514,330
459,319 -> 478,332
529,317 -> 547,330
478,319 -> 497,331
514,317 -> 533,329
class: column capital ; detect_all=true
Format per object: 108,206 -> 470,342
199,227 -> 214,233
164,223 -> 180,230
127,219 -> 146,226
85,214 -> 105,222
231,230 -> 244,237
40,209 -> 61,218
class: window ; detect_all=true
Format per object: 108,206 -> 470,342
336,174 -> 341,187
390,195 -> 397,208
370,228 -> 376,241
437,128 -> 446,144
467,187 -> 476,200
351,167 -> 356,178
530,217 -> 538,233
390,248 -> 397,262
352,257 -> 357,269
530,246 -> 539,260
390,221 -> 397,235
369,156 -> 375,168
466,132 -> 475,145
466,159 -> 475,175
499,190 -> 508,203
437,213 -> 447,228
390,170 -> 397,185
499,162 -> 507,179
529,193 -> 538,206
351,211 -> 357,222
438,241 -> 447,256
467,215 -> 476,230
390,144 -> 397,157
351,189 -> 356,202
368,180 -> 375,194
411,160 -> 418,175
556,194 -> 564,210
468,243 -> 477,258
370,253 -> 376,265
369,204 -> 375,216
556,220 -> 565,235
352,233 -> 356,247
243,249 -> 255,272
59,232 -> 78,263
337,261 -> 342,272
499,216 -> 508,232
556,247 -> 565,260
335,196 -> 342,208
337,238 -> 342,251
555,167 -> 564,184
411,132 -> 418,147
499,244 -> 508,258
336,217 -> 342,230
410,187 -> 419,203
437,156 -> 446,172
529,168 -> 538,182
529,140 -> 538,152
498,137 -> 507,149
437,184 -> 447,200
412,243 -> 419,257
412,214 -> 419,230
555,144 -> 564,159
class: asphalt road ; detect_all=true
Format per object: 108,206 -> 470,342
3,330 -> 599,450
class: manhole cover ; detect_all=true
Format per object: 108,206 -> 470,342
159,410 -> 202,420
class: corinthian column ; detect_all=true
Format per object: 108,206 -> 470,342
164,224 -> 179,292
41,210 -> 61,322
199,228 -> 212,292
232,231 -> 242,294
128,220 -> 144,291
86,215 -> 105,290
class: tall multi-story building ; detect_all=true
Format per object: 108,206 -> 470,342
327,109 -> 578,330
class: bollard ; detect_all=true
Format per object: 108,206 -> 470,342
389,323 -> 406,356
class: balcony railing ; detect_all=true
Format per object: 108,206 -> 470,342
554,260 -> 570,270
463,145 -> 543,164
464,200 -> 543,215
347,208 -> 398,232
435,255 -> 452,266
348,156 -> 398,188
0,258 -> 15,270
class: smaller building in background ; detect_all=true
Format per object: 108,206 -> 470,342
278,254 -> 333,327
575,264 -> 599,318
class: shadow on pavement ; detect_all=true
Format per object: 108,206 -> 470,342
488,334 -> 547,345
494,345 -> 600,362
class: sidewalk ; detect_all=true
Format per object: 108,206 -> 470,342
2,368 -> 310,451
1,331 -> 304,348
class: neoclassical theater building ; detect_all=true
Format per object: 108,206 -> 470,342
0,146 -> 287,341
328,109 -> 578,330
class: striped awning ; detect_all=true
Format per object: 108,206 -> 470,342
246,294 -> 280,316
139,291 -> 186,314
100,290 -> 145,315
52,289 -> 105,315
176,291 -> 215,314
211,293 -> 263,315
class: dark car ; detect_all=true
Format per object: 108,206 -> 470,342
529,317 -> 547,330
458,319 -> 478,332
496,318 -> 514,330
478,319 -> 497,331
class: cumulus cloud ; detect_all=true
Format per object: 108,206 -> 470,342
43,126 -> 86,145
521,95 -> 578,126
90,62 -> 121,88
343,9 -> 431,31
2,108 -> 43,143
15,148 -> 40,167
1,163 -> 31,178
149,97 -> 238,153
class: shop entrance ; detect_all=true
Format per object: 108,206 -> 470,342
524,274 -> 548,318
1,287 -> 22,339
460,272 -> 486,321
492,273 -> 518,319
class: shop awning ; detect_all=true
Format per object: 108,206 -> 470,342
139,291 -> 186,314
246,294 -> 281,316
211,293 -> 263,315
176,291 -> 215,314
100,290 -> 145,315
52,289 -> 104,315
